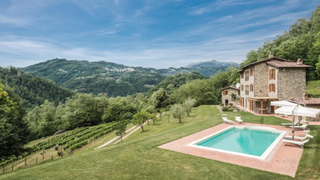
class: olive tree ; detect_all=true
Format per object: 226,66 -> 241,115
132,111 -> 150,132
183,98 -> 197,117
170,104 -> 186,123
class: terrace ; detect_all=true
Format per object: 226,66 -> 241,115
159,122 -> 306,177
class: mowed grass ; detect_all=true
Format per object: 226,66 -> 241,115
307,80 -> 320,97
1,105 -> 320,180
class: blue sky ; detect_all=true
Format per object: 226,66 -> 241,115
0,0 -> 319,68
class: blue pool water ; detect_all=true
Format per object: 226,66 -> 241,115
197,127 -> 281,157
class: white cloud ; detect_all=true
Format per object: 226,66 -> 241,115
0,15 -> 30,26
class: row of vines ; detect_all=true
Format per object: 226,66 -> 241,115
0,122 -> 117,172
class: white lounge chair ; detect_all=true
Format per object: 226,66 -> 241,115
235,116 -> 243,123
290,124 -> 308,130
221,114 -> 234,124
282,138 -> 310,149
283,133 -> 313,141
281,121 -> 299,127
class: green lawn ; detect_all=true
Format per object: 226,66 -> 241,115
1,105 -> 319,180
307,80 -> 320,97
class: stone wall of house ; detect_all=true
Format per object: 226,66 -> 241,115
254,63 -> 269,97
278,68 -> 306,100
221,88 -> 240,106
240,68 -> 254,108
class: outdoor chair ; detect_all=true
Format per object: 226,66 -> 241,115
290,124 -> 308,130
283,133 -> 313,141
281,121 -> 299,127
282,138 -> 310,149
235,115 -> 243,124
221,114 -> 234,124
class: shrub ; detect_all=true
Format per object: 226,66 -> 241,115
57,151 -> 64,157
222,106 -> 229,111
231,93 -> 237,101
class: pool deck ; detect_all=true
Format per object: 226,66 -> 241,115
158,122 -> 307,177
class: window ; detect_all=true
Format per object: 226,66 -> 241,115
269,69 -> 276,80
241,85 -> 244,91
241,73 -> 243,79
245,71 -> 249,81
269,84 -> 276,92
250,84 -> 253,92
249,69 -> 253,76
223,90 -> 228,95
245,85 -> 249,95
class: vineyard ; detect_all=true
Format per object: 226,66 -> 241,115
0,122 -> 117,174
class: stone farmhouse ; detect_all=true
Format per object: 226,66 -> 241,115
221,52 -> 316,114
220,86 -> 240,106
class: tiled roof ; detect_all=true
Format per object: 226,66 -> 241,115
240,56 -> 290,70
266,61 -> 312,68
220,86 -> 240,91
239,56 -> 312,72
292,98 -> 320,105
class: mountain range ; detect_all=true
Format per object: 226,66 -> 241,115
186,60 -> 238,68
21,58 -> 237,97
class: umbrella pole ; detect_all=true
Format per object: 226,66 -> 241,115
292,113 -> 294,140
292,105 -> 299,140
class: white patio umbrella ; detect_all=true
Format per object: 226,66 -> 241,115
275,105 -> 320,118
275,104 -> 320,139
271,100 -> 297,107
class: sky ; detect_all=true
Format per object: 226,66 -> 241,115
0,0 -> 319,68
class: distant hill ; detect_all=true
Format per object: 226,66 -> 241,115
0,66 -> 75,109
186,60 -> 238,68
21,58 -> 235,97
148,71 -> 206,95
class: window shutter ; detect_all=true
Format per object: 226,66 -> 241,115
269,69 -> 271,80
272,69 -> 275,79
269,84 -> 271,92
273,84 -> 275,92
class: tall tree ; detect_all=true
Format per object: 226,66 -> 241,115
0,82 -> 30,158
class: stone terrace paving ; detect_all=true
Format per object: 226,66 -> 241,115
159,123 -> 307,177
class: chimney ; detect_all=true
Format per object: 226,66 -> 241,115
269,52 -> 274,58
297,58 -> 303,65
302,93 -> 308,100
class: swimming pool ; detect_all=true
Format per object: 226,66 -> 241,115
189,126 -> 286,160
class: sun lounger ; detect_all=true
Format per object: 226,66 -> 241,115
235,116 -> 243,123
282,138 -> 310,148
221,114 -> 234,124
290,124 -> 308,130
281,121 -> 299,127
283,133 -> 313,141
222,117 -> 234,124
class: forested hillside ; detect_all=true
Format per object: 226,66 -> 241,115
0,67 -> 74,109
241,5 -> 320,81
148,71 -> 206,95
186,60 -> 237,68
21,59 -> 232,96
